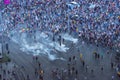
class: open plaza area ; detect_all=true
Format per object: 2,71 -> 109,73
0,0 -> 120,80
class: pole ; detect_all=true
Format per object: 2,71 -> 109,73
0,12 -> 3,59
67,9 -> 70,33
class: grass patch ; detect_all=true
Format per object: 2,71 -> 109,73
0,54 -> 11,63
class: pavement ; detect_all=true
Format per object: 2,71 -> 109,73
0,35 -> 120,80
0,62 -> 16,80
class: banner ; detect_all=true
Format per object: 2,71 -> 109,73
4,0 -> 10,5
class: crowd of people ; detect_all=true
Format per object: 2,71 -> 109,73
0,0 -> 119,49
1,42 -> 119,80
0,62 -> 17,80
0,0 -> 120,80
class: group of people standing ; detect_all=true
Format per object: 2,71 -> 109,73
0,0 -> 119,50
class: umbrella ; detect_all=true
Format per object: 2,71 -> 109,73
66,1 -> 80,10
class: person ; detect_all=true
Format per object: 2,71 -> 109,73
68,69 -> 71,75
111,62 -> 114,69
39,75 -> 43,80
93,51 -> 97,59
91,69 -> 94,73
82,60 -> 85,67
3,69 -> 6,75
40,69 -> 44,76
7,70 -> 10,74
52,68 -> 58,78
101,67 -> 103,71
35,68 -> 37,76
73,56 -> 76,65
72,67 -> 75,73
70,68 -> 73,75
0,74 -> 1,79
112,75 -> 114,80
69,57 -> 71,62
73,56 -> 75,60
74,77 -> 77,80
101,54 -> 103,59
80,53 -> 83,61
75,70 -> 78,78
97,54 -> 100,59
107,50 -> 109,54
86,65 -> 89,72
84,77 -> 87,80
38,62 -> 41,69
33,56 -> 35,61
35,56 -> 38,61
27,75 -> 29,80
62,38 -> 64,44
7,50 -> 10,54
6,43 -> 8,50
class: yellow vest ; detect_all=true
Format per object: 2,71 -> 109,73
80,53 -> 82,59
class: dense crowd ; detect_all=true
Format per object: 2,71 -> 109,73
0,0 -> 120,80
0,0 -> 120,49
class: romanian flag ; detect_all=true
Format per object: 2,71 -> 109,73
4,0 -> 10,5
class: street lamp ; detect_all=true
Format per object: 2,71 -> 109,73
0,12 -> 3,59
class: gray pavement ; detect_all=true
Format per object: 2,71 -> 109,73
0,36 -> 120,80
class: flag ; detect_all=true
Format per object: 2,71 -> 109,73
4,0 -> 10,5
